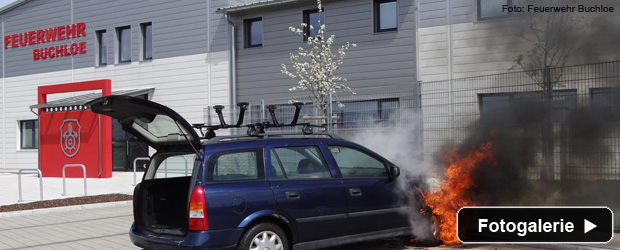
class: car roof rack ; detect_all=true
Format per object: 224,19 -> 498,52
192,102 -> 326,139
204,133 -> 343,144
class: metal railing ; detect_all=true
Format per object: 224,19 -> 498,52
203,84 -> 420,137
133,157 -> 150,186
62,164 -> 87,196
17,169 -> 43,202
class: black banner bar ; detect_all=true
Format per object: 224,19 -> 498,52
457,207 -> 613,243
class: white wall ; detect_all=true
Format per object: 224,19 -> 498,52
0,51 -> 230,171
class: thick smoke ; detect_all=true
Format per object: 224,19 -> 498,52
346,113 -> 439,242
451,89 -> 620,206
475,0 -> 620,205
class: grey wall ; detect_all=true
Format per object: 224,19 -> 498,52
0,0 -> 234,78
231,0 -> 417,103
418,0 -> 474,28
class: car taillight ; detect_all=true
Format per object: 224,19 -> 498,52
189,186 -> 209,231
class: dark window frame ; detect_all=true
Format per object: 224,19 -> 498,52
303,8 -> 324,41
206,148 -> 266,183
244,18 -> 263,48
478,90 -> 577,122
140,22 -> 153,60
20,120 -> 38,150
591,87 -> 620,109
96,30 -> 107,66
374,0 -> 398,33
332,98 -> 400,129
116,26 -> 131,63
477,0 -> 521,20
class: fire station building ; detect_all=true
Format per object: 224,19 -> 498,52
0,0 -> 419,176
2,0 -> 617,177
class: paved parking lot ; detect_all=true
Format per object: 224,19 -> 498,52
0,204 -> 137,250
2,202 -> 619,250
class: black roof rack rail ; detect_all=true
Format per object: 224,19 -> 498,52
193,102 -> 326,139
203,133 -> 343,144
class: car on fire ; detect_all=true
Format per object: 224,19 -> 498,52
86,95 -> 439,250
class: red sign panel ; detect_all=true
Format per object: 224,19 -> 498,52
37,80 -> 112,178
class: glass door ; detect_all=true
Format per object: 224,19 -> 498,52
112,120 -> 149,171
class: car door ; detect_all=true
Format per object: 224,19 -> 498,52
266,143 -> 348,243
325,143 -> 409,236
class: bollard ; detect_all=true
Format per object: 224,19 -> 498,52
17,169 -> 43,202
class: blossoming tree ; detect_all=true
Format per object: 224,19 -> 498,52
281,0 -> 357,116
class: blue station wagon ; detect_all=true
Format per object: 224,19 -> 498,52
87,96 -> 438,250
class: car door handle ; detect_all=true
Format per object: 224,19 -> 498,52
285,191 -> 300,200
349,188 -> 362,197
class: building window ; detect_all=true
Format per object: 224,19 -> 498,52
96,30 -> 107,66
244,18 -> 263,48
479,90 -> 577,121
116,26 -> 131,63
478,0 -> 526,20
303,9 -> 324,40
591,87 -> 620,108
20,120 -> 38,149
141,23 -> 152,60
332,98 -> 400,129
374,0 -> 398,32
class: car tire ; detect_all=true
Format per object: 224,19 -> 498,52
238,222 -> 289,250
420,214 -> 442,246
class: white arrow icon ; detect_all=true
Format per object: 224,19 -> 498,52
584,219 -> 597,233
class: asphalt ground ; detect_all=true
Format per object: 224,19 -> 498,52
2,203 -> 619,250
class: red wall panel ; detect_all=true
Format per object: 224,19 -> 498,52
37,79 -> 112,178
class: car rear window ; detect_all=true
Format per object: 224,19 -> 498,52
207,149 -> 265,182
270,146 -> 331,179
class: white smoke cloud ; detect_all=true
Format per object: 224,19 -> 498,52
344,112 -> 441,243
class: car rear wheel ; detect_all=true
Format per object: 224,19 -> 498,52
238,223 -> 289,250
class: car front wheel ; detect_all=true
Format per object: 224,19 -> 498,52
238,223 -> 289,250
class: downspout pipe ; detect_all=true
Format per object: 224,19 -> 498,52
225,12 -> 236,107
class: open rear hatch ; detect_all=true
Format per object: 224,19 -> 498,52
86,95 -> 200,151
86,96 -> 201,236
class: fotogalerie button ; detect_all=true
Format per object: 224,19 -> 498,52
457,207 -> 613,244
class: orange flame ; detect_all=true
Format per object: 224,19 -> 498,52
423,134 -> 497,245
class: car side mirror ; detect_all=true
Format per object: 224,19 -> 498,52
390,166 -> 400,178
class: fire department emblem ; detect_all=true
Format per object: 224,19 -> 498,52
60,119 -> 81,158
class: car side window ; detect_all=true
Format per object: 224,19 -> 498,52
270,146 -> 331,179
207,149 -> 265,182
328,146 -> 388,178
270,154 -> 286,180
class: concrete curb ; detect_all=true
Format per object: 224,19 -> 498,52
0,200 -> 132,218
